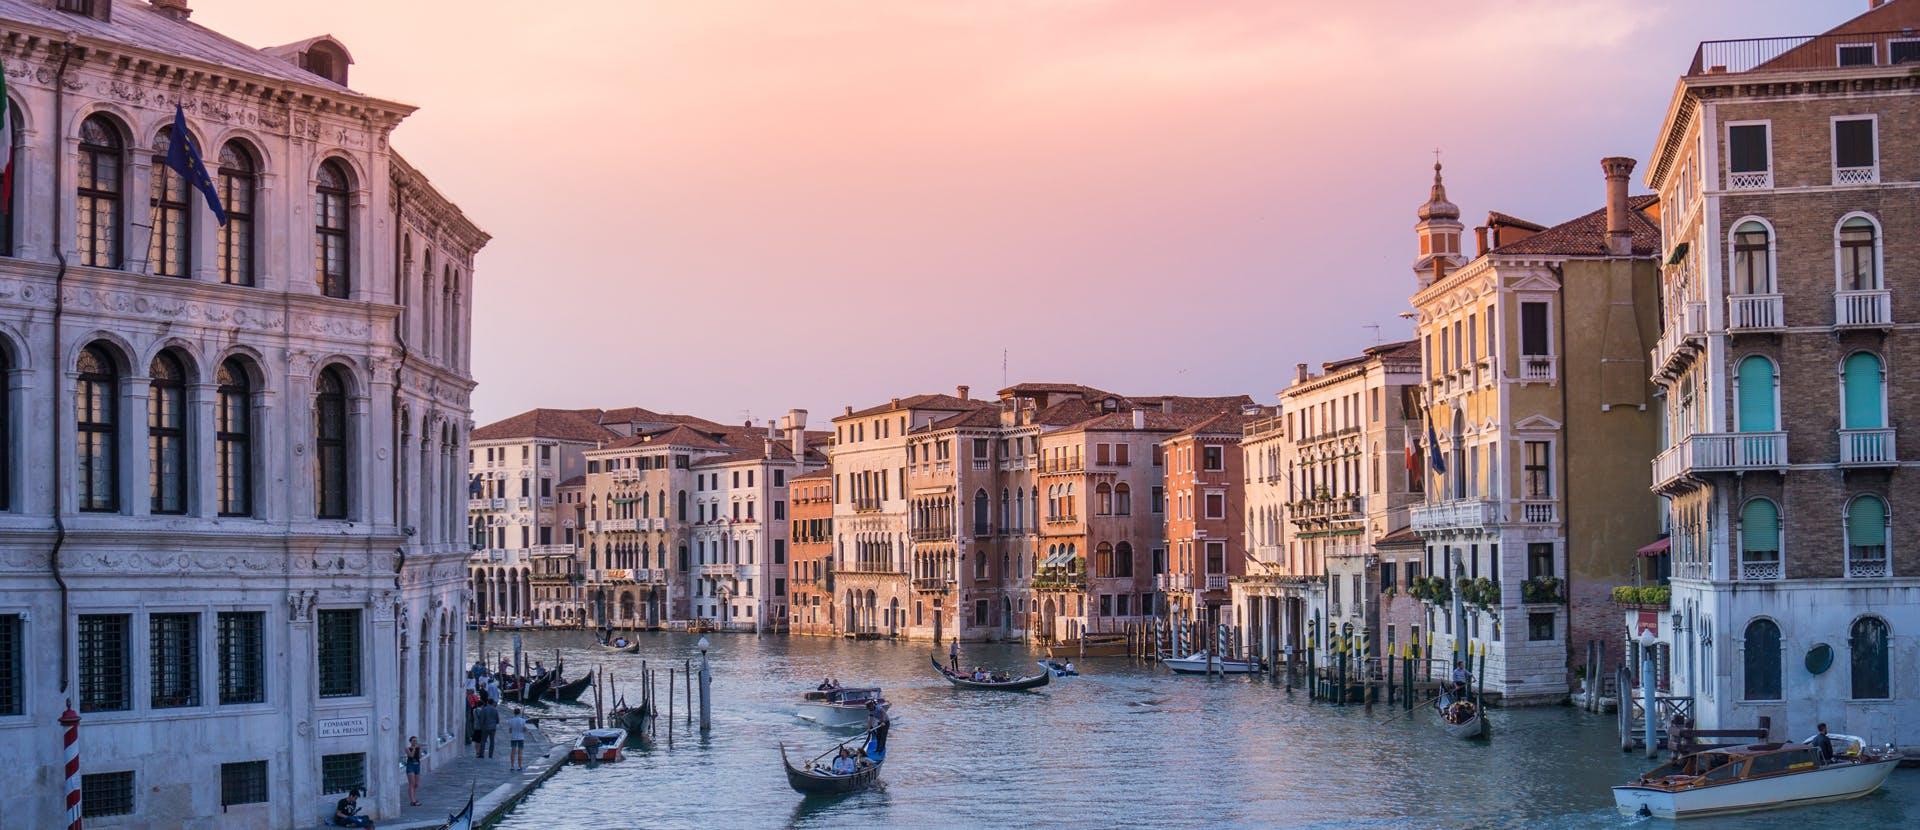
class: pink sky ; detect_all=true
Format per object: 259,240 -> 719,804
195,0 -> 1857,425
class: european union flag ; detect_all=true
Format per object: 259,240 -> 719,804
164,105 -> 227,226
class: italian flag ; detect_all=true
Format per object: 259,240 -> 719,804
0,60 -> 10,214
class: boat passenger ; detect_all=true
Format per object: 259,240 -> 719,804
1064,661 -> 1076,674
1814,722 -> 1835,764
831,748 -> 856,775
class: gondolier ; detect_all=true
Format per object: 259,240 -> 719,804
948,639 -> 960,673
864,700 -> 890,757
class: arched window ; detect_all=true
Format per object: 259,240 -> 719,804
216,358 -> 252,516
217,142 -> 256,286
76,344 -> 119,511
657,489 -> 666,518
147,351 -> 188,514
1739,498 -> 1780,579
1731,220 -> 1771,294
1844,495 -> 1888,578
2,102 -> 20,256
1115,483 -> 1132,516
78,115 -> 124,268
1742,618 -> 1781,701
315,160 -> 351,298
1096,482 -> 1113,515
972,489 -> 989,536
1838,216 -> 1879,291
676,489 -> 687,521
1735,356 -> 1777,432
1849,616 -> 1889,699
1115,541 -> 1134,578
314,367 -> 350,518
1096,542 -> 1113,576
1841,352 -> 1885,430
148,127 -> 191,277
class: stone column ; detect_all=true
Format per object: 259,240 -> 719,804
367,366 -> 396,528
191,381 -> 217,517
124,373 -> 152,517
367,592 -> 401,818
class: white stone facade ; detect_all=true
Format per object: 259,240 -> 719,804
0,3 -> 484,827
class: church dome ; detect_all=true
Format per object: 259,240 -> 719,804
1417,162 -> 1460,222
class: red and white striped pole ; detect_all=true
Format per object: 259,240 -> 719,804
61,701 -> 81,830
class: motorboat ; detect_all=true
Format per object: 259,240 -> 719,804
1046,632 -> 1129,658
931,657 -> 1051,690
780,739 -> 884,795
796,687 -> 885,728
1612,735 -> 1899,819
1161,652 -> 1260,674
568,727 -> 627,764
1037,660 -> 1078,677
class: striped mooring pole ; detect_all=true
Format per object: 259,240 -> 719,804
61,701 -> 81,829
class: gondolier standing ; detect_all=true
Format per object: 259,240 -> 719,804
865,699 -> 890,757
948,640 -> 960,673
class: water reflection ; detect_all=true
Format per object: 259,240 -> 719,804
479,631 -> 1914,830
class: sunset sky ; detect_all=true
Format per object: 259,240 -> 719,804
196,0 -> 1856,425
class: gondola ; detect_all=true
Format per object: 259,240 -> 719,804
1435,691 -> 1488,740
610,698 -> 656,747
780,738 -> 884,795
930,656 -> 1050,690
595,635 -> 642,653
547,670 -> 594,703
507,667 -> 559,704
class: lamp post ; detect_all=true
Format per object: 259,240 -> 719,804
696,635 -> 712,733
1639,629 -> 1658,758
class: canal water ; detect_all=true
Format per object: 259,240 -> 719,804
476,631 -> 1916,830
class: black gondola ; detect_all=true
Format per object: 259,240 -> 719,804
610,698 -> 656,747
548,670 -> 594,703
508,667 -> 559,704
930,656 -> 1051,690
780,739 -> 883,795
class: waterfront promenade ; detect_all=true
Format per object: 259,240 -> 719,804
308,730 -> 563,830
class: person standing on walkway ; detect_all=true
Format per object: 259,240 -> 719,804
505,707 -> 530,771
404,736 -> 424,806
485,674 -> 502,706
470,659 -> 488,682
473,696 -> 500,759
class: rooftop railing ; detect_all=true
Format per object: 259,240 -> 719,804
1689,31 -> 1920,76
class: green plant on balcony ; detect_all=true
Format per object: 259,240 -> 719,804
1462,577 -> 1499,610
1521,576 -> 1565,604
1411,576 -> 1450,605
1408,576 -> 1431,602
1610,584 -> 1671,608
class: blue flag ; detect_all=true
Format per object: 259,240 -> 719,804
164,105 -> 226,226
1426,420 -> 1447,474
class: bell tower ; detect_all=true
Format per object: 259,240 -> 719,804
1414,159 -> 1466,289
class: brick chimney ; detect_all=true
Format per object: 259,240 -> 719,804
1474,226 -> 1489,257
956,385 -> 969,401
1295,363 -> 1310,384
151,0 -> 191,20
1602,156 -> 1637,257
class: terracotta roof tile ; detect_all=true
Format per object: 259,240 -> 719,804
1487,196 -> 1660,258
472,409 -> 616,442
839,393 -> 993,420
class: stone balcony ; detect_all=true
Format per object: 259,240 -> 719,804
1727,293 -> 1784,332
1155,573 -> 1192,591
1651,301 -> 1707,380
1835,289 -> 1892,329
1839,428 -> 1896,467
1652,432 -> 1787,492
1409,498 -> 1498,533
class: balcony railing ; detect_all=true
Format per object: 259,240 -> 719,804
1847,557 -> 1889,579
1839,428 -> 1896,466
1728,171 -> 1772,191
1205,574 -> 1228,591
1728,294 -> 1784,331
1155,573 -> 1192,591
703,563 -> 738,577
1835,289 -> 1892,328
1739,559 -> 1781,581
1652,432 -> 1788,489
1409,499 -> 1498,533
1652,301 -> 1708,377
468,499 -> 489,511
1520,357 -> 1555,382
909,527 -> 951,542
1688,30 -> 1920,77
1834,165 -> 1878,186
911,577 -> 954,591
853,500 -> 885,513
602,518 -> 638,532
1519,500 -> 1558,524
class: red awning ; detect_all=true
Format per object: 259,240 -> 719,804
1636,538 -> 1671,557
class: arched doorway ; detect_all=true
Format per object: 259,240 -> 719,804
1042,598 -> 1057,642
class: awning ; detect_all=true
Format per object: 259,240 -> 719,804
1665,241 -> 1690,265
1636,537 -> 1671,557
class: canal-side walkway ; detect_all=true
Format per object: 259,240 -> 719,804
354,729 -> 566,830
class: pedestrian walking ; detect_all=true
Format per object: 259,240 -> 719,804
485,675 -> 502,705
404,736 -> 424,806
505,707 -> 530,771
470,659 -> 488,682
473,696 -> 500,759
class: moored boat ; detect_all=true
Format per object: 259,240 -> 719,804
1161,652 -> 1260,674
1612,736 -> 1899,819
569,727 -> 627,763
780,738 -> 884,795
931,657 -> 1051,690
548,670 -> 594,703
796,687 -> 885,727
1045,632 -> 1129,659
609,699 -> 655,746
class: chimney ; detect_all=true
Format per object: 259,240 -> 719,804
957,385 -> 969,401
1132,409 -> 1146,430
843,405 -> 853,416
1602,156 -> 1637,257
786,409 -> 808,461
1295,363 -> 1310,384
1474,226 -> 1489,257
1432,257 -> 1446,285
890,397 -> 900,409
151,0 -> 192,19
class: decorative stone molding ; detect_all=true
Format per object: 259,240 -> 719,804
289,590 -> 319,622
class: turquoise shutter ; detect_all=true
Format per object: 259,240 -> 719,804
1737,356 -> 1777,432
1842,353 -> 1884,430
1847,497 -> 1887,547
1741,499 -> 1780,553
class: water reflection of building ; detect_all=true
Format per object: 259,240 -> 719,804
1636,0 -> 1920,751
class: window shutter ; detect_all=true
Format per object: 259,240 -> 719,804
1728,124 -> 1769,173
1835,119 -> 1875,169
1741,499 -> 1779,553
1847,497 -> 1887,547
1736,357 -> 1776,432
1520,302 -> 1549,356
1842,353 -> 1883,429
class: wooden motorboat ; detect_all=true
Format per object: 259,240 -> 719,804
1037,660 -> 1078,677
930,657 -> 1051,690
1435,692 -> 1488,740
548,670 -> 594,704
1161,652 -> 1261,674
1046,632 -> 1129,659
569,727 -> 627,763
1612,736 -> 1899,819
796,687 -> 885,728
780,741 -> 883,795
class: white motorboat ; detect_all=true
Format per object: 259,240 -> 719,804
1611,736 -> 1899,819
795,687 -> 884,728
1161,652 -> 1261,674
568,727 -> 627,764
